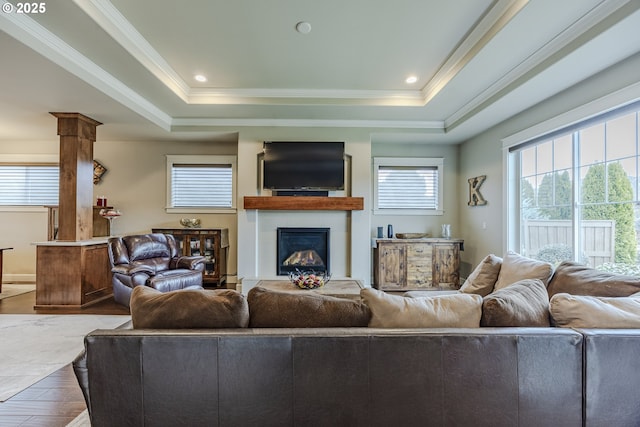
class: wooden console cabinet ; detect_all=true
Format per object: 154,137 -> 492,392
373,238 -> 463,291
152,228 -> 229,288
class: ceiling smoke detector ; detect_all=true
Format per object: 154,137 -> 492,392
296,21 -> 312,34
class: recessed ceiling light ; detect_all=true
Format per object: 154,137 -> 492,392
194,74 -> 207,82
296,21 -> 312,34
405,76 -> 418,84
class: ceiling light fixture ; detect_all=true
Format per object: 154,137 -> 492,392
296,21 -> 312,34
194,74 -> 207,82
405,76 -> 418,84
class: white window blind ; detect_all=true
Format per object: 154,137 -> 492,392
374,157 -> 443,215
377,166 -> 439,209
171,163 -> 233,208
0,165 -> 59,205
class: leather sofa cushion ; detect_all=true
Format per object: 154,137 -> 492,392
547,261 -> 640,298
247,286 -> 371,328
459,254 -> 502,296
493,251 -> 554,291
481,279 -> 550,327
124,234 -> 172,261
361,288 -> 482,328
550,292 -> 640,328
130,286 -> 249,329
147,269 -> 203,293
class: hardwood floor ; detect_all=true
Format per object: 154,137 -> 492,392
0,290 -> 128,426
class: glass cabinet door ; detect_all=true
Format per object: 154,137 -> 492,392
204,236 -> 215,275
189,237 -> 201,256
176,235 -> 184,256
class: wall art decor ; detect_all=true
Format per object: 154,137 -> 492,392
93,159 -> 107,184
468,175 -> 487,206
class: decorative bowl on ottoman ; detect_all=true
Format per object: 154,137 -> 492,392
288,269 -> 331,289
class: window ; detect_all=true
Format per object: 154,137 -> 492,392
0,164 -> 59,206
166,155 -> 236,212
509,102 -> 639,275
373,157 -> 443,215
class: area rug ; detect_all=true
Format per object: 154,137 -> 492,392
0,314 -> 130,401
0,284 -> 36,300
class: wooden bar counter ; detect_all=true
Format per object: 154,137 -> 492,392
34,238 -> 112,309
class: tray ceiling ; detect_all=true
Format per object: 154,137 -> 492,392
1,0 -> 640,143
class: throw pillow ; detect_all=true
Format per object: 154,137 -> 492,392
361,288 -> 482,328
247,286 -> 371,328
130,286 -> 250,329
481,279 -> 550,327
493,251 -> 553,291
550,292 -> 640,328
547,261 -> 640,298
459,254 -> 503,296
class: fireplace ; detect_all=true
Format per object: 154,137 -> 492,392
277,227 -> 330,275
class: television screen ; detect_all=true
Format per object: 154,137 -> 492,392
263,141 -> 345,191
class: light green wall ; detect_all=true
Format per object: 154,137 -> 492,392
371,142 -> 459,239
459,51 -> 640,277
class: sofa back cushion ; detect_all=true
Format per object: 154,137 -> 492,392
550,292 -> 640,328
493,251 -> 553,291
130,286 -> 249,329
547,261 -> 640,298
459,254 -> 502,296
481,279 -> 550,327
361,288 -> 482,328
247,286 -> 371,328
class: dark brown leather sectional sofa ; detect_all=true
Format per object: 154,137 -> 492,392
72,326 -> 640,427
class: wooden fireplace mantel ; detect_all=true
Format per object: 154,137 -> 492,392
243,196 -> 364,211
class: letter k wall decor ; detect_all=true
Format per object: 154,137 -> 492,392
468,175 -> 487,206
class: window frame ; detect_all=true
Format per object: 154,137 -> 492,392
373,157 -> 444,215
166,155 -> 237,214
504,99 -> 640,264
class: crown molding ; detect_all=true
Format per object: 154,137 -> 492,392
73,0 -> 190,102
187,88 -> 426,106
0,4 -> 172,130
170,118 -> 444,131
445,0 -> 636,130
421,0 -> 529,105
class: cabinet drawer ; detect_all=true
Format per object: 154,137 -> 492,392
406,243 -> 431,258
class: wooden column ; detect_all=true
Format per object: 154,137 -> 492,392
50,113 -> 102,241
35,113 -> 111,309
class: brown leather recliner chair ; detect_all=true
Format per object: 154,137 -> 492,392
108,233 -> 205,307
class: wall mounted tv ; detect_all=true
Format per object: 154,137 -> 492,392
263,141 -> 345,195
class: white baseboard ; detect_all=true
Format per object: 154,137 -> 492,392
3,274 -> 36,284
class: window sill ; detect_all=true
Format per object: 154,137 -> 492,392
165,207 -> 237,215
373,208 -> 443,216
0,206 -> 48,213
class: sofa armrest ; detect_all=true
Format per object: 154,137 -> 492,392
172,256 -> 206,271
112,264 -> 155,276
72,349 -> 91,415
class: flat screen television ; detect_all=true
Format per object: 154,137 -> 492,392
263,141 -> 345,192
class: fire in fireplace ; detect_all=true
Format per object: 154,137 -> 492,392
277,227 -> 330,275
